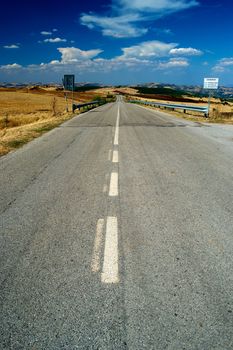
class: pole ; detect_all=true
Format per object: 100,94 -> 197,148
65,92 -> 68,113
62,78 -> 68,113
207,90 -> 211,118
72,85 -> 74,113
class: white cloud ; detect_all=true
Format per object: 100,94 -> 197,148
120,40 -> 177,58
170,47 -> 203,56
49,60 -> 60,65
0,63 -> 22,70
44,37 -> 67,43
42,43 -> 189,73
41,31 -> 52,35
81,13 -> 147,38
80,0 -> 199,38
213,57 -> 233,72
117,0 -> 198,13
0,43 -> 191,76
157,57 -> 189,69
58,47 -> 103,62
3,44 -> 19,49
220,58 -> 233,66
52,28 -> 58,32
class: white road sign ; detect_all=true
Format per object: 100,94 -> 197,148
204,78 -> 219,90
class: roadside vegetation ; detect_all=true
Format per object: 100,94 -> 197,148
122,86 -> 233,124
74,85 -> 103,92
0,86 -> 115,156
1,84 -> 232,157
133,86 -> 194,103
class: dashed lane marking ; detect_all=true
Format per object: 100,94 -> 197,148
101,216 -> 119,283
91,219 -> 105,273
114,106 -> 120,146
112,150 -> 119,163
109,172 -> 118,196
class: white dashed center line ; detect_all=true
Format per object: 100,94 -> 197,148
114,106 -> 120,146
91,219 -> 105,273
112,150 -> 119,163
92,103 -> 121,283
109,172 -> 118,196
101,216 -> 119,284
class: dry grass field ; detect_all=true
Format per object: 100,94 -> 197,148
121,88 -> 233,124
0,87 -> 107,156
1,85 -> 232,156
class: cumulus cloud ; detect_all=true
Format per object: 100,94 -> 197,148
58,47 -> 103,62
3,44 -> 19,49
213,57 -> 233,72
120,40 -> 177,58
170,47 -> 203,56
80,0 -> 199,38
44,37 -> 67,43
157,58 -> 189,69
0,63 -> 22,69
0,43 -> 192,76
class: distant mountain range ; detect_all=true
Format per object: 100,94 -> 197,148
1,81 -> 233,99
132,83 -> 233,99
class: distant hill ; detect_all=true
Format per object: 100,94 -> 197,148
74,85 -> 102,92
131,86 -> 198,103
132,84 -> 233,100
1,82 -> 233,99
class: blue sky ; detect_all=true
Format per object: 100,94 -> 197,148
0,0 -> 232,85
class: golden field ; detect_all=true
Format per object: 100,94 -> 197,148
0,87 -> 107,156
118,87 -> 233,124
1,85 -> 232,156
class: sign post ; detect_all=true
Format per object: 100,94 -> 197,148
203,78 -> 219,117
62,75 -> 75,112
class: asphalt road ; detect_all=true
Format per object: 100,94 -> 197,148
1,96 -> 233,349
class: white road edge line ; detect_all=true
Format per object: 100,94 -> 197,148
109,172 -> 118,196
91,219 -> 105,273
112,150 -> 119,163
101,216 -> 119,284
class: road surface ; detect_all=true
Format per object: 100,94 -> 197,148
1,97 -> 233,349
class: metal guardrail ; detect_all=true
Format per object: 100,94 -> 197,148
72,101 -> 102,112
129,100 -> 209,117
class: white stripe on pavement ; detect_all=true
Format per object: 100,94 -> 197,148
114,106 -> 120,146
101,216 -> 119,283
112,150 -> 119,163
91,219 -> 105,273
109,172 -> 118,196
